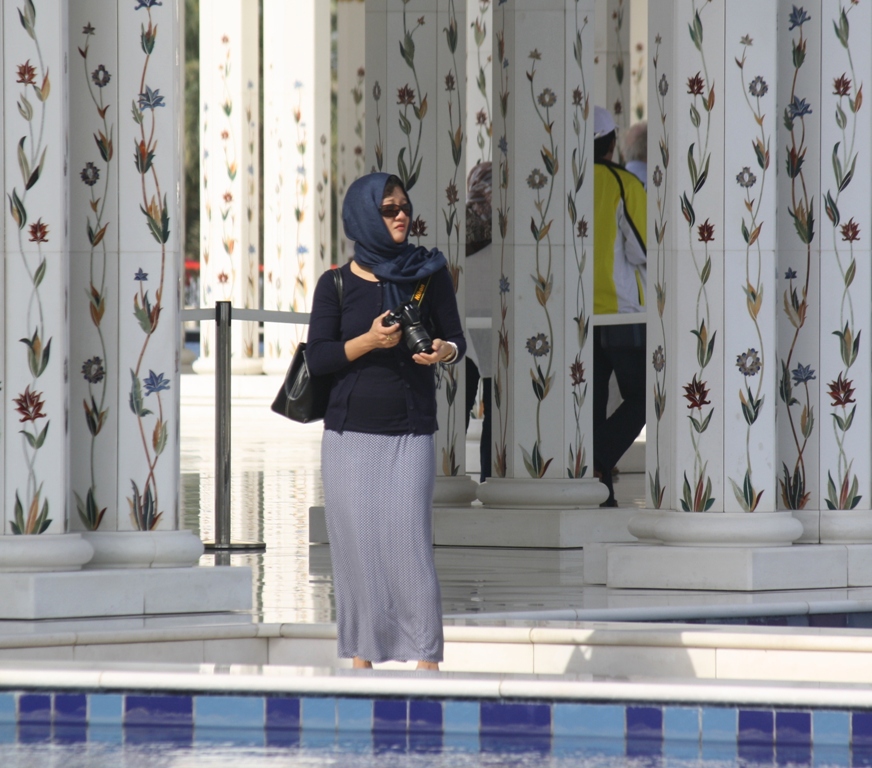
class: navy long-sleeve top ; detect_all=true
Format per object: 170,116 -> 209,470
306,262 -> 466,435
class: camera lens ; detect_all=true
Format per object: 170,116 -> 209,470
404,325 -> 433,355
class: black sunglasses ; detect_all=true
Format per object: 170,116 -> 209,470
378,202 -> 412,219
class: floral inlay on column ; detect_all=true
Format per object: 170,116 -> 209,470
567,3 -> 590,479
493,2 -> 510,478
521,49 -> 558,479
217,35 -> 238,303
128,0 -> 171,531
339,66 -> 366,260
610,0 -> 625,119
779,5 -> 814,510
318,133 -> 329,266
472,0 -> 492,163
823,2 -> 863,510
8,0 -> 53,534
631,40 -> 645,121
729,34 -> 771,512
372,79 -> 383,173
438,0 -> 463,476
649,34 -> 668,509
75,21 -> 116,531
397,4 -> 427,190
678,2 -> 716,512
292,80 -> 309,327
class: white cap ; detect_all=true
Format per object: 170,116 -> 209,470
593,106 -> 616,139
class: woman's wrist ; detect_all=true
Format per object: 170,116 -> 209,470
441,340 -> 459,364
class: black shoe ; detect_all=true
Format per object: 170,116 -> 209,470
599,498 -> 619,508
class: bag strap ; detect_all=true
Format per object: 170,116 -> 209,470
332,267 -> 343,305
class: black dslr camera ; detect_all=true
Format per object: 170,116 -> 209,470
382,303 -> 433,355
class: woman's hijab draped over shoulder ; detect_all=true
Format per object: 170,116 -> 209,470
342,172 -> 447,309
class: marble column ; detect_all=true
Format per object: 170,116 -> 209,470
337,0 -> 367,262
467,0 -> 492,168
594,0 -> 630,132
366,0 -> 476,506
194,0 -> 261,374
775,0 -> 872,543
262,0 -> 331,375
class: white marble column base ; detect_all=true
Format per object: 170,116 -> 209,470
476,477 -> 608,508
433,476 -> 479,507
607,544 -> 850,591
433,505 -> 639,548
0,566 -> 252,620
80,531 -> 205,569
191,357 -> 264,375
0,535 -> 94,573
793,509 -> 872,545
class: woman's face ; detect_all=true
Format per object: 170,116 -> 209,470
380,190 -> 411,244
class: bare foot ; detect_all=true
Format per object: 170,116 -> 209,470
416,661 -> 439,671
352,657 -> 373,669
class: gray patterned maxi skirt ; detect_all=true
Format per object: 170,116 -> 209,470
321,429 -> 444,663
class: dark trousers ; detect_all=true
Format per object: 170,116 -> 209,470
465,358 -> 492,483
593,324 -> 646,503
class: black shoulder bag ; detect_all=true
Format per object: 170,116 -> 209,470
271,268 -> 343,423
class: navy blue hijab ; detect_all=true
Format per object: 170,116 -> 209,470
343,172 -> 447,310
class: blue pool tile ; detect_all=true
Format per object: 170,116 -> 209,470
125,724 -> 192,746
702,741 -> 737,764
89,694 -> 123,726
444,701 -> 478,735
54,694 -> 87,725
409,700 -> 442,733
195,696 -> 264,729
337,698 -> 372,732
627,737 -> 662,759
855,745 -> 872,768
125,694 -> 193,727
195,725 -> 264,747
0,724 -> 15,744
665,739 -> 700,761
89,724 -> 123,744
480,734 -> 551,755
855,713 -> 872,748
0,694 -> 15,724
664,707 -> 699,741
266,729 -> 301,748
266,697 -> 300,730
738,742 -> 774,765
553,704 -> 624,739
300,729 -> 336,749
776,711 -> 811,746
777,743 -> 811,766
301,697 -> 336,731
53,724 -> 87,744
739,709 -> 774,744
408,732 -> 442,754
18,693 -> 51,724
814,710 -> 850,746
480,702 -> 551,737
443,733 -> 479,753
17,724 -> 51,744
373,731 -> 408,753
702,707 -> 737,743
626,706 -> 663,740
373,699 -> 408,733
553,735 -> 622,759
814,744 -> 850,767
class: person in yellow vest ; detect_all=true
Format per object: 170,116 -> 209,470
592,106 -> 647,507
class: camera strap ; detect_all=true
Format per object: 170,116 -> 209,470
411,276 -> 432,307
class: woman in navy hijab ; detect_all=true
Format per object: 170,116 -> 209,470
307,173 -> 466,670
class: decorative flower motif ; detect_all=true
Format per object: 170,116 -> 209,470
417,16 -> 425,25
686,72 -> 705,96
788,6 -> 811,30
134,0 -> 163,9
658,74 -> 669,96
397,84 -> 416,106
682,375 -> 711,410
787,96 -> 812,119
526,333 -> 550,358
498,136 -> 508,155
840,218 -> 860,243
138,86 -> 166,111
16,60 -> 37,86
82,357 -> 105,384
134,268 -> 148,281
572,87 -> 583,106
791,363 -> 816,385
372,81 -> 381,101
223,192 -> 233,204
529,49 -> 542,60
736,167 -> 757,188
613,99 -> 622,115
736,348 -> 762,377
833,74 -> 852,97
748,76 -> 768,98
476,109 -> 488,126
28,219 -> 49,244
537,88 -> 557,108
445,72 -> 456,92
83,23 -> 96,35
143,370 -> 171,396
526,169 -> 548,190
220,130 -> 229,140
569,358 -> 585,386
697,219 -> 715,243
297,245 -> 309,255
217,272 -> 229,284
828,373 -> 856,407
14,386 -> 46,423
652,346 -> 665,372
80,163 -> 100,186
91,64 -> 111,88
577,218 -> 588,239
740,35 -> 753,46
445,182 -> 458,205
354,146 -> 363,156
499,276 -> 510,294
357,67 -> 365,79
652,166 -> 663,188
410,217 -> 428,238
785,268 -> 797,280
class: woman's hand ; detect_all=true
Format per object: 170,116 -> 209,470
413,339 -> 457,366
344,311 -> 401,362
